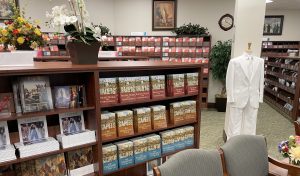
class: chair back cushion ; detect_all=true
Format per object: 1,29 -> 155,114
158,149 -> 223,176
221,135 -> 268,176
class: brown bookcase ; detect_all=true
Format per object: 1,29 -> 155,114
0,61 -> 202,176
262,41 -> 300,121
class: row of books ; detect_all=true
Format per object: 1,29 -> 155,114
42,33 -> 66,45
15,147 -> 94,176
101,101 -> 196,141
6,76 -> 87,114
99,73 -> 199,105
162,57 -> 209,64
102,126 -> 194,174
262,41 -> 300,49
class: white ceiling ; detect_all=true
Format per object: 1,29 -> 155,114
266,0 -> 300,10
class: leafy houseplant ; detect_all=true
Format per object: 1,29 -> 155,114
46,0 -> 102,64
0,2 -> 44,51
210,40 -> 232,112
172,23 -> 209,36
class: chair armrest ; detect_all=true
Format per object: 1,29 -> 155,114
268,155 -> 300,176
153,166 -> 161,176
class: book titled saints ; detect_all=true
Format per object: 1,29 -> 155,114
18,76 -> 53,113
66,147 -> 94,176
17,116 -> 48,145
59,111 -> 85,136
35,153 -> 67,176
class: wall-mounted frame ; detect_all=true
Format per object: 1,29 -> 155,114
263,15 -> 284,35
0,0 -> 19,20
152,0 -> 177,31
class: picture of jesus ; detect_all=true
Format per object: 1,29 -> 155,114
153,0 -> 176,31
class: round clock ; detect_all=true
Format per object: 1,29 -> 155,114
219,14 -> 234,31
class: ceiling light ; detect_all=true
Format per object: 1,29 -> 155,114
266,0 -> 273,3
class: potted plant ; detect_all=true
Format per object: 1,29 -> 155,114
172,23 -> 209,36
210,40 -> 232,112
46,0 -> 102,64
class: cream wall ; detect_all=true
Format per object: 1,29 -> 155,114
265,10 -> 300,41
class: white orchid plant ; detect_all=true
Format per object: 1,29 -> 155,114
46,0 -> 102,44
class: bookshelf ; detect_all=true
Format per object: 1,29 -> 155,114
0,61 -> 202,176
262,41 -> 300,121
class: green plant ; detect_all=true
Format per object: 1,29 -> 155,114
172,23 -> 209,36
210,40 -> 232,97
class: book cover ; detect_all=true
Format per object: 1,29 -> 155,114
186,73 -> 199,94
118,77 -> 136,103
35,153 -> 67,176
189,38 -> 196,46
0,121 -> 10,148
169,37 -> 175,46
150,105 -> 167,129
59,111 -> 85,135
135,76 -> 150,101
148,37 -> 155,47
133,108 -> 152,133
102,144 -> 118,174
17,116 -> 48,145
70,85 -> 79,108
167,74 -> 185,96
196,37 -> 204,46
170,102 -> 185,125
174,128 -> 186,150
66,147 -> 93,170
78,85 -> 87,107
101,112 -> 117,141
16,160 -> 36,176
150,75 -> 166,99
115,140 -> 134,168
18,76 -> 53,113
145,134 -> 161,160
99,78 -> 118,105
162,37 -> 169,47
129,37 -> 136,46
176,38 -> 183,47
131,137 -> 148,163
116,110 -> 134,137
154,37 -> 161,47
183,100 -> 196,121
183,37 -> 189,47
183,126 -> 194,147
12,81 -> 22,113
135,37 -> 142,46
53,86 -> 71,108
0,93 -> 15,116
160,131 -> 175,154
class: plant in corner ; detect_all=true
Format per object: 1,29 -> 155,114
46,0 -> 102,64
172,23 -> 209,36
210,40 -> 232,112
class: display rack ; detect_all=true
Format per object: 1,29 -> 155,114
262,41 -> 300,121
0,61 -> 202,176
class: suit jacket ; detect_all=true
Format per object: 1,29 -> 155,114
226,53 -> 264,108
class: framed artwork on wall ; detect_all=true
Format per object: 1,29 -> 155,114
263,15 -> 284,35
0,0 -> 18,20
152,0 -> 177,31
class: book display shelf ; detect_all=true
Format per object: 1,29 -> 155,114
262,41 -> 300,121
0,61 -> 202,176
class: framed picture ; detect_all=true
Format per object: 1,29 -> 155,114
263,15 -> 284,35
152,0 -> 177,31
0,0 -> 18,20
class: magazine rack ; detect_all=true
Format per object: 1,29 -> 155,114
0,61 -> 202,176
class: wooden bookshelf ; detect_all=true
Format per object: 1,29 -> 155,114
262,41 -> 300,121
0,61 -> 203,176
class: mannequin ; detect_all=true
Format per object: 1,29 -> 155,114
224,43 -> 264,140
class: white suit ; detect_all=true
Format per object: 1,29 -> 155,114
224,53 -> 264,139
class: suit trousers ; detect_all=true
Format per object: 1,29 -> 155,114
226,100 -> 258,140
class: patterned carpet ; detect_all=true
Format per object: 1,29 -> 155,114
200,103 -> 294,159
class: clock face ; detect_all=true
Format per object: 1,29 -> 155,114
219,14 -> 234,31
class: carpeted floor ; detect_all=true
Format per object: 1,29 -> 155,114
200,102 -> 294,159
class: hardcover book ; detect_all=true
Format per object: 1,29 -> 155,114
16,160 -> 36,176
145,134 -> 161,160
176,38 -> 183,47
59,111 -> 85,135
115,110 -> 134,137
17,116 -> 48,145
150,105 -> 167,129
135,76 -> 150,101
99,78 -> 118,105
101,112 -> 117,141
160,130 -> 175,154
0,93 -> 15,116
167,74 -> 185,96
118,77 -> 136,103
53,86 -> 71,108
18,76 -> 53,113
103,144 -> 118,174
66,147 -> 94,172
169,37 -> 175,46
69,85 -> 79,108
12,81 -> 22,113
186,73 -> 199,94
135,37 -> 142,46
131,137 -> 148,163
115,140 -> 134,168
142,37 -> 148,46
183,126 -> 194,147
170,102 -> 185,125
0,121 -> 10,148
183,100 -> 196,121
150,75 -> 166,99
35,153 -> 67,176
174,128 -> 186,150
133,108 -> 152,133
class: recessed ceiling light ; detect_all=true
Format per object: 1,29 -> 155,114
266,0 -> 273,3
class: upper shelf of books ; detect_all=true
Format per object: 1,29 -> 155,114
0,61 -> 204,75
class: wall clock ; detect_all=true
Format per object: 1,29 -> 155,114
219,14 -> 234,31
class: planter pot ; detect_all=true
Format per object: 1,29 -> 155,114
15,44 -> 33,51
66,42 -> 101,65
215,97 -> 227,112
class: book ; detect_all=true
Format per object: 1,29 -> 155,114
183,100 -> 197,122
135,76 -> 150,101
12,81 -> 22,113
131,137 -> 148,163
183,126 -> 194,147
35,153 -> 67,176
0,93 -> 15,116
70,85 -> 79,108
16,160 -> 36,176
118,77 -> 136,103
115,140 -> 134,168
53,86 -> 71,108
66,147 -> 94,175
17,116 -> 48,145
170,102 -> 185,125
0,121 -> 10,148
115,110 -> 134,137
101,112 -> 117,141
150,105 -> 167,129
102,144 -> 118,174
186,73 -> 199,94
78,85 -> 87,107
174,128 -> 186,150
160,130 -> 176,154
145,134 -> 161,160
18,76 -> 53,113
133,108 -> 152,133
150,75 -> 166,99
167,74 -> 185,96
59,111 -> 85,135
